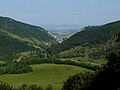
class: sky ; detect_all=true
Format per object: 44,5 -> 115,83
0,0 -> 120,26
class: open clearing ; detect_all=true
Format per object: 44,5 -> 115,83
0,64 -> 91,90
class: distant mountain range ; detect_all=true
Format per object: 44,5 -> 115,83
0,16 -> 58,61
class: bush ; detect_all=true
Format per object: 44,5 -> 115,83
5,62 -> 33,74
0,81 -> 14,90
0,67 -> 6,75
88,51 -> 120,90
23,56 -> 100,71
19,84 -> 43,90
45,84 -> 53,90
62,72 -> 94,90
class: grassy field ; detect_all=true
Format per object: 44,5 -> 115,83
0,64 -> 91,90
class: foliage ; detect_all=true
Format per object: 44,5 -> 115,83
22,56 -> 100,71
45,84 -> 53,90
20,84 -> 53,90
0,16 -> 57,45
62,51 -> 120,90
116,33 -> 120,42
62,33 -> 120,90
0,67 -> 6,75
19,84 -> 43,90
5,62 -> 33,74
88,51 -> 120,90
0,82 -> 53,90
58,46 -> 85,58
0,32 -> 36,61
0,61 -> 33,75
0,81 -> 14,90
49,20 -> 120,54
0,16 -> 58,61
62,72 -> 94,90
87,35 -> 120,90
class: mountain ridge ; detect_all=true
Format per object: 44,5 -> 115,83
49,20 -> 120,54
0,16 -> 58,61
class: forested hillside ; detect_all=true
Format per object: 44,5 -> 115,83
62,32 -> 120,90
0,31 -> 36,61
47,20 -> 120,68
0,16 -> 58,61
50,20 -> 120,54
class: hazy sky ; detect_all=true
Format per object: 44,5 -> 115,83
0,0 -> 120,26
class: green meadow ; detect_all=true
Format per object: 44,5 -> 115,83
0,64 -> 91,90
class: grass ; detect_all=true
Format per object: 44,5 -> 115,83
0,60 -> 5,65
0,64 -> 92,90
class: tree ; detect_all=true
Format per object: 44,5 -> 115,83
62,72 -> 94,90
45,84 -> 53,90
116,33 -> 120,42
0,81 -> 14,90
88,33 -> 120,90
88,51 -> 120,90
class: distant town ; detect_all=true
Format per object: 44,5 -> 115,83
46,25 -> 82,43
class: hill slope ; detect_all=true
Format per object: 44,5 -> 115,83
50,20 -> 120,54
49,21 -> 120,66
0,16 -> 58,61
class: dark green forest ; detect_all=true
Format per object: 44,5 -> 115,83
47,21 -> 120,69
62,32 -> 120,90
0,16 -> 58,61
49,20 -> 120,54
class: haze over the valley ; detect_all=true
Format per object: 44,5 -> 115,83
0,0 -> 120,27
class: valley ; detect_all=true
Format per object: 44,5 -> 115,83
0,0 -> 120,89
46,25 -> 80,43
0,17 -> 120,90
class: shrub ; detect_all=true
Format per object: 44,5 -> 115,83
45,84 -> 53,90
62,72 -> 94,90
0,81 -> 14,90
19,84 -> 43,90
